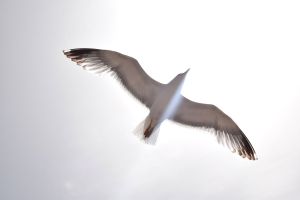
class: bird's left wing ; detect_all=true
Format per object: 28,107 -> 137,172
63,48 -> 164,108
170,96 -> 257,160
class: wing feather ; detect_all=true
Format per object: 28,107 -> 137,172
63,48 -> 164,108
171,96 -> 257,160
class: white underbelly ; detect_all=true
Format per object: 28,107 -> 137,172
161,91 -> 183,120
150,82 -> 184,123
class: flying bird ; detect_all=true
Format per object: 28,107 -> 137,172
63,48 -> 257,160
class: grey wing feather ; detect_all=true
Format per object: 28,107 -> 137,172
63,48 -> 164,108
171,96 -> 257,160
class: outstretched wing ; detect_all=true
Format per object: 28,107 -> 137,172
63,48 -> 164,108
171,96 -> 257,160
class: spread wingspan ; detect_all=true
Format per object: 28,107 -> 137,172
63,48 -> 257,160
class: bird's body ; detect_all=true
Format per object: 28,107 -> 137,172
138,69 -> 188,143
63,48 -> 257,160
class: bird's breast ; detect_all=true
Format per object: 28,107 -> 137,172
150,83 -> 183,122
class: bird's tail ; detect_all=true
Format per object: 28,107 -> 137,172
133,115 -> 160,145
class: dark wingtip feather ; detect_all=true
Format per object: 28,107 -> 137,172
215,129 -> 257,161
241,132 -> 257,161
63,48 -> 98,58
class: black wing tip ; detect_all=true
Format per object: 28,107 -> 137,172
236,130 -> 257,161
236,151 -> 258,161
63,48 -> 99,56
63,48 -> 99,64
63,49 -> 74,57
216,129 -> 257,161
62,49 -> 69,55
243,135 -> 258,161
249,148 -> 258,161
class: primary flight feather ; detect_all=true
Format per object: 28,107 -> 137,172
63,48 -> 257,160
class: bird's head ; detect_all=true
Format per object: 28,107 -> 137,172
171,68 -> 190,86
181,68 -> 190,76
177,68 -> 190,80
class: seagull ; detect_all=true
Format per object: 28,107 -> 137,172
63,48 -> 257,160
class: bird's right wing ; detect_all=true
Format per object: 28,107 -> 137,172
63,48 -> 164,108
171,96 -> 257,160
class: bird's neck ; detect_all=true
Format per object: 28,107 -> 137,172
167,77 -> 185,94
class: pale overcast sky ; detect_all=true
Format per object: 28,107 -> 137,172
1,0 -> 300,199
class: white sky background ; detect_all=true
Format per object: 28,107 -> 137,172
1,0 -> 300,199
